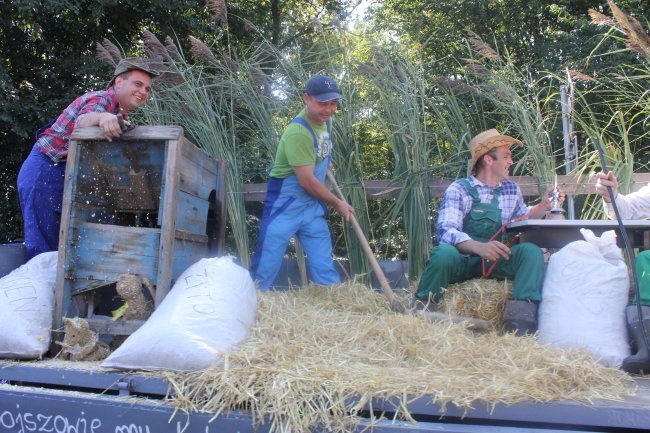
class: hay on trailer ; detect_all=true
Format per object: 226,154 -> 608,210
115,274 -> 153,320
441,278 -> 512,328
56,318 -> 110,362
166,283 -> 635,433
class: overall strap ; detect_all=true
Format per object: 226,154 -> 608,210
459,178 -> 501,205
459,178 -> 480,205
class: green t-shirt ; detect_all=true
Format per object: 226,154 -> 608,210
269,109 -> 332,178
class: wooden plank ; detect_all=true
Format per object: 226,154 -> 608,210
87,315 -> 144,335
70,125 -> 183,141
172,190 -> 210,234
53,140 -> 81,347
175,228 -> 209,244
156,139 -> 181,306
170,239 -> 213,280
69,223 -> 159,286
243,173 -> 650,201
179,136 -> 223,178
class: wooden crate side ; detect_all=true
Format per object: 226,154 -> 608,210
173,190 -> 210,234
67,223 -> 160,289
156,139 -> 181,306
177,144 -> 224,196
70,125 -> 183,141
81,140 -> 165,212
170,238 -> 212,282
53,141 -> 81,339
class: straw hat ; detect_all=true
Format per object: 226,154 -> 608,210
468,129 -> 523,171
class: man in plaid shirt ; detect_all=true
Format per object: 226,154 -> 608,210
17,58 -> 158,260
415,129 -> 563,335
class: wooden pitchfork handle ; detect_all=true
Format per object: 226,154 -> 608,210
326,171 -> 489,331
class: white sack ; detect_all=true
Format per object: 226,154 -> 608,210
102,256 -> 257,372
538,229 -> 630,367
0,251 -> 58,359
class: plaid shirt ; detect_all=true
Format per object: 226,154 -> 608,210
36,87 -> 121,163
437,176 -> 529,246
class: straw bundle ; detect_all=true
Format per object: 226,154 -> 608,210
56,318 -> 110,362
441,278 -> 512,328
166,283 -> 634,433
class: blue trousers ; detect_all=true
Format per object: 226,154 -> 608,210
251,196 -> 340,291
17,145 -> 65,260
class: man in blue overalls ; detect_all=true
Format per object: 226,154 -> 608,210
251,75 -> 355,291
416,129 -> 561,335
17,58 -> 158,260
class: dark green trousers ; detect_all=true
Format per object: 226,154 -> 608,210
634,250 -> 650,305
416,242 -> 544,303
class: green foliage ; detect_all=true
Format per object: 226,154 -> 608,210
2,0 -> 649,291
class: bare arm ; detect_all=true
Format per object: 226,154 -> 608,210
75,112 -> 123,141
293,164 -> 355,221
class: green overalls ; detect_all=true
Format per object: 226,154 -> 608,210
416,179 -> 544,303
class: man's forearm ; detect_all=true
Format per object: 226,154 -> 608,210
76,112 -> 113,127
456,239 -> 482,256
298,173 -> 340,207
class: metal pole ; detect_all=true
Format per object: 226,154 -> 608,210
560,84 -> 577,219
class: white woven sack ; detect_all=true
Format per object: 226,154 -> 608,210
102,256 -> 257,372
0,251 -> 58,359
538,229 -> 630,367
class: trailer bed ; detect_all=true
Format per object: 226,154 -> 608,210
1,361 -> 649,433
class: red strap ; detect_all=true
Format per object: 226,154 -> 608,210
481,201 -> 547,278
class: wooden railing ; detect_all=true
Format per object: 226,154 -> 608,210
242,173 -> 650,201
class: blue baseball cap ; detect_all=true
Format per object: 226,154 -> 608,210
305,75 -> 343,102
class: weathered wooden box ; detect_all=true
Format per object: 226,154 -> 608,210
52,126 -> 227,337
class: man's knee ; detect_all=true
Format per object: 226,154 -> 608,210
512,242 -> 544,262
428,243 -> 461,268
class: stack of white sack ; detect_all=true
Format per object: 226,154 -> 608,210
102,256 -> 257,372
538,229 -> 630,368
0,251 -> 58,359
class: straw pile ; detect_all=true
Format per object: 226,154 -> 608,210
441,278 -> 512,327
56,317 -> 110,362
115,274 -> 153,320
166,283 -> 634,433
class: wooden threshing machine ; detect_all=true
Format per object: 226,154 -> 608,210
51,125 -> 227,342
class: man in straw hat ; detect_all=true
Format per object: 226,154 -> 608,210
415,129 -> 563,335
250,75 -> 355,291
17,57 -> 158,260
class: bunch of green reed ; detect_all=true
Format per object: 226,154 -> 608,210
565,1 -> 650,219
139,33 -> 252,265
360,49 -> 433,279
461,33 -> 558,192
325,29 -> 372,281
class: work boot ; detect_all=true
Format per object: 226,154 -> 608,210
621,305 -> 650,375
503,300 -> 538,336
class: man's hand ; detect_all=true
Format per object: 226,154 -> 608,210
457,239 -> 511,261
333,199 -> 355,222
77,112 -> 124,141
594,171 -> 619,203
542,185 -> 566,210
475,240 -> 511,261
97,113 -> 124,141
